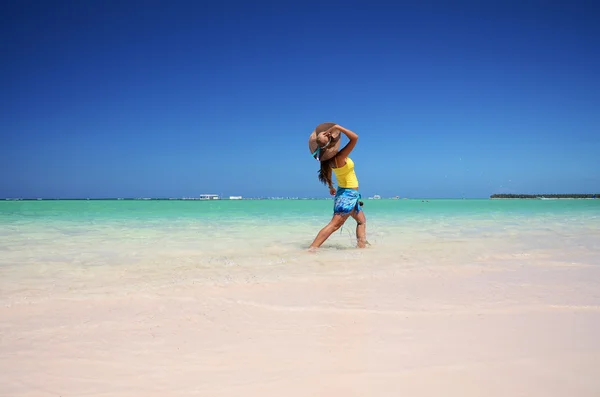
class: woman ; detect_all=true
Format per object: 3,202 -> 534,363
308,122 -> 367,249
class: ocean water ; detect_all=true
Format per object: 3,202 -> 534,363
1,199 -> 599,302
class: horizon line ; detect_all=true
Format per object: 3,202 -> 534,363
3,194 -> 598,201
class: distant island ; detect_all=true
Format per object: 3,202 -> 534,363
490,194 -> 598,199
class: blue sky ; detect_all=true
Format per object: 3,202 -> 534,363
1,0 -> 599,198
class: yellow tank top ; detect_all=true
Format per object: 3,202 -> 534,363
332,157 -> 359,188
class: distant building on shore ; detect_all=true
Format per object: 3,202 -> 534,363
199,194 -> 220,200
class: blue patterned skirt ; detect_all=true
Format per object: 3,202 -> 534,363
333,188 -> 362,215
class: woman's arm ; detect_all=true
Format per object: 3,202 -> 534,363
326,124 -> 358,162
326,168 -> 336,195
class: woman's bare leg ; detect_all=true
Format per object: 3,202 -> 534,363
351,209 -> 367,248
309,213 -> 350,249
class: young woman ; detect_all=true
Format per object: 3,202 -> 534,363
308,123 -> 367,249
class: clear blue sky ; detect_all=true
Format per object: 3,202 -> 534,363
1,0 -> 599,199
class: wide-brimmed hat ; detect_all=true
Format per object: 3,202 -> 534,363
308,122 -> 341,162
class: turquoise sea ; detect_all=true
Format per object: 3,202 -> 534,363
1,199 -> 599,303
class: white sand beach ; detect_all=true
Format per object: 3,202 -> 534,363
2,253 -> 600,397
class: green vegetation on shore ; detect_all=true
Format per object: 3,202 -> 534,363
490,194 -> 598,199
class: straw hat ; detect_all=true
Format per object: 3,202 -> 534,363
308,122 -> 341,162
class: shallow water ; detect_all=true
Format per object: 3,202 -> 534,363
1,199 -> 599,302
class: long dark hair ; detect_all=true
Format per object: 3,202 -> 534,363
318,160 -> 333,188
